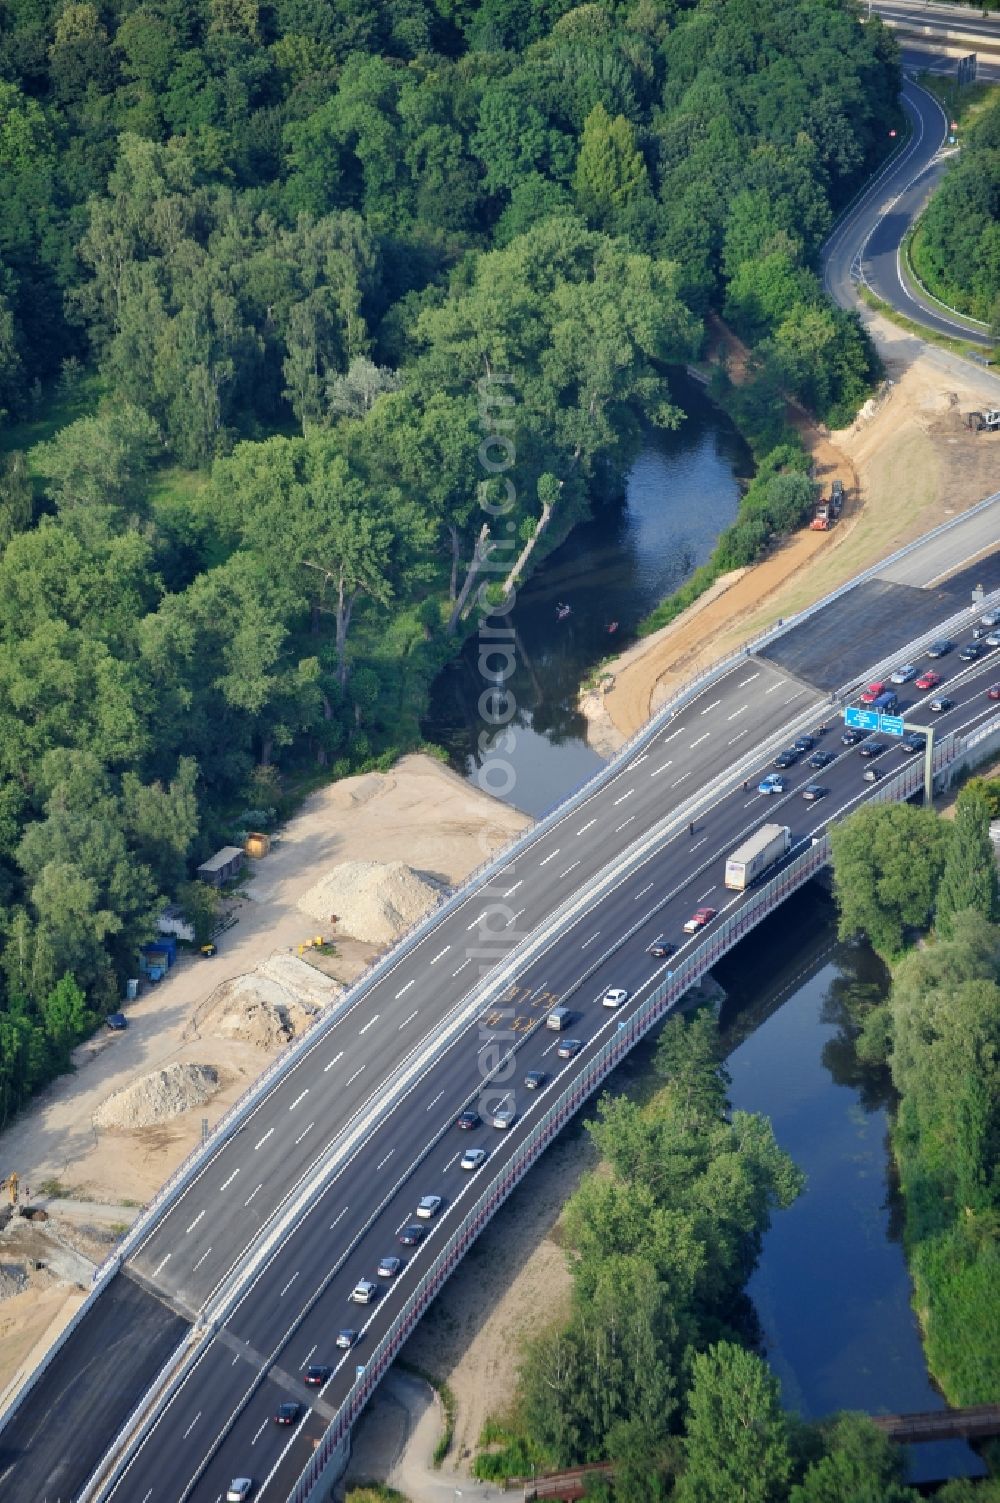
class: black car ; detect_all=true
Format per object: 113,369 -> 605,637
959,641 -> 982,661
808,751 -> 835,769
456,1109 -> 480,1131
275,1403 -> 301,1426
841,728 -> 863,746
773,748 -> 800,769
801,784 -> 827,802
305,1365 -> 331,1387
793,734 -> 816,753
901,733 -> 926,753
524,1070 -> 547,1090
926,639 -> 954,658
647,935 -> 676,958
399,1224 -> 425,1246
858,741 -> 887,759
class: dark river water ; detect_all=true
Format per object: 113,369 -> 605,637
422,370 -> 751,819
715,889 -> 985,1485
423,379 -> 983,1482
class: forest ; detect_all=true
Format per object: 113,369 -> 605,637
830,788 -> 1000,1409
0,0 -> 897,1114
911,92 -> 1000,331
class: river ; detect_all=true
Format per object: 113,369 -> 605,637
422,377 -> 985,1483
422,370 -> 752,819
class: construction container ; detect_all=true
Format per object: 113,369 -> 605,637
245,831 -> 270,859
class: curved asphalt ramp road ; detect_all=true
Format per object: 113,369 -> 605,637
0,1273 -> 188,1503
760,553 -> 1000,693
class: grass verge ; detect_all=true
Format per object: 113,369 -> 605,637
915,73 -> 997,137
856,286 -> 996,364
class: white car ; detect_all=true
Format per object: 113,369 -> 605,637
416,1195 -> 442,1219
890,664 -> 918,684
227,1483 -> 253,1503
602,988 -> 629,1009
980,610 -> 1000,628
350,1279 -> 377,1304
491,1105 -> 516,1129
461,1147 -> 488,1171
985,631 -> 1000,648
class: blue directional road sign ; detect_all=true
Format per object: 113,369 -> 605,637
844,706 -> 878,732
880,714 -> 904,737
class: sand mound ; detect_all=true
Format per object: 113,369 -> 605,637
95,1063 -> 220,1130
198,952 -> 344,1050
298,860 -> 441,945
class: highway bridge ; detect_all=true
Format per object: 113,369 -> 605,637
2,487 -> 999,1503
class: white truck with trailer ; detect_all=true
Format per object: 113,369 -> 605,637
724,823 -> 792,890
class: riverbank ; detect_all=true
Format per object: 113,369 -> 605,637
583,328 -> 1000,748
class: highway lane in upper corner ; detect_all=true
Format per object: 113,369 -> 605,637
874,1 -> 1000,46
107,645 -> 1000,1503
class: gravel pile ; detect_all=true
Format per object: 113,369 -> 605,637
0,1262 -> 27,1301
205,970 -> 322,1050
298,859 -> 441,945
95,1063 -> 220,1130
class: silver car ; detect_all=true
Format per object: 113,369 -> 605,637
416,1195 -> 442,1219
226,1483 -> 253,1503
461,1147 -> 488,1171
890,664 -> 917,684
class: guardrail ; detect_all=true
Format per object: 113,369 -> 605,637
286,720 -> 991,1503
90,486 -> 1000,1290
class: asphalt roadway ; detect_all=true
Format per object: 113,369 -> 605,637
3,495 -> 998,1503
874,0 -> 1000,46
822,75 -> 995,346
110,617 -> 1000,1503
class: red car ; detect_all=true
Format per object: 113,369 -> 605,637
988,684 -> 1000,701
683,906 -> 717,934
915,670 -> 941,691
859,681 -> 885,705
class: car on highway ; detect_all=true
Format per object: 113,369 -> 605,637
416,1195 -> 442,1219
227,1481 -> 254,1502
491,1104 -> 516,1129
841,728 -> 863,746
808,750 -> 835,769
773,748 -> 800,768
901,733 -> 926,753
602,987 -> 629,1008
377,1256 -> 402,1280
524,1070 -> 547,1089
929,696 -> 955,713
959,642 -> 982,661
989,684 -> 1000,701
461,1147 -> 489,1171
980,610 -> 1000,629
863,766 -> 884,783
556,1037 -> 583,1060
792,734 -> 816,753
914,669 -> 941,690
647,935 -> 676,958
335,1329 -> 358,1350
801,784 -> 827,802
275,1403 -> 301,1426
858,741 -> 887,759
305,1364 -> 331,1386
350,1279 -> 377,1304
890,664 -> 918,684
456,1109 -> 480,1131
683,906 -> 717,933
986,632 -> 1000,649
926,639 -> 954,658
398,1224 -> 425,1246
758,773 -> 786,794
859,681 -> 886,704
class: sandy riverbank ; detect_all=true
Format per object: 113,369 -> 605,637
583,319 -> 1000,750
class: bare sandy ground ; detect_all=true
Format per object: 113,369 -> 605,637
586,325 -> 1000,747
0,756 -> 528,1208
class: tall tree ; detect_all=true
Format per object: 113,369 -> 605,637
677,1343 -> 792,1503
935,787 -> 999,938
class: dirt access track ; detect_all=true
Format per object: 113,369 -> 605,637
586,313 -> 1000,749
